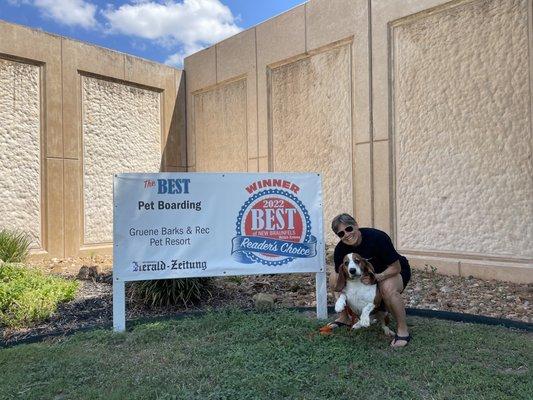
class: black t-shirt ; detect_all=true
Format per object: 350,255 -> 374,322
333,228 -> 410,274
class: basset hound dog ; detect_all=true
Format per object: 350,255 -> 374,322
334,253 -> 395,336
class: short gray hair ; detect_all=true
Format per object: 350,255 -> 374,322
331,213 -> 357,233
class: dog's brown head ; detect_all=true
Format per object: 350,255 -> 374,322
334,253 -> 376,292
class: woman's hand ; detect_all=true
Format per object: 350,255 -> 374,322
361,272 -> 384,285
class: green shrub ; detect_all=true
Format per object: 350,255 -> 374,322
0,229 -> 31,263
0,264 -> 78,328
130,278 -> 211,307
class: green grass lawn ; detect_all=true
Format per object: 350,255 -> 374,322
0,309 -> 531,400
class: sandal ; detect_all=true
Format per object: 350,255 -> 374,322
319,321 -> 351,335
390,333 -> 412,347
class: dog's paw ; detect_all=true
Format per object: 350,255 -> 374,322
359,316 -> 370,327
351,322 -> 362,330
334,299 -> 346,314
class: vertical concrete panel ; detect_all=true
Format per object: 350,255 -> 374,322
194,79 -> 247,172
161,70 -> 186,169
371,0 -> 446,141
124,56 -> 180,168
373,140 -> 390,234
306,0 -> 372,141
0,22 -> 62,158
46,158 -> 64,256
306,0 -> 359,51
354,143 -> 372,227
43,46 -> 62,160
60,43 -> 80,161
270,45 -> 352,244
0,21 -> 184,257
62,39 -> 125,160
352,5 -> 372,146
257,6 -> 306,162
393,0 -> 532,258
216,29 -> 258,170
0,59 -> 42,247
63,158 -> 80,257
258,157 -> 269,172
82,77 -> 162,244
216,29 -> 256,82
184,47 -> 217,170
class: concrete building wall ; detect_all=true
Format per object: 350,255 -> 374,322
184,0 -> 532,283
194,78 -> 248,172
0,21 -> 185,258
270,44 -> 353,244
1,0 -> 531,283
372,0 -> 532,282
392,0 -> 531,257
0,59 -> 41,248
82,76 -> 162,244
184,0 -> 369,245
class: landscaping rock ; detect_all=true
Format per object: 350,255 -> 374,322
77,265 -> 100,280
253,293 -> 274,311
3,253 -> 531,346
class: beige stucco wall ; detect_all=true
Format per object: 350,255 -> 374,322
0,59 -> 41,248
0,21 -> 185,258
393,0 -> 532,259
184,0 -> 533,283
372,0 -> 533,283
184,0 -> 369,244
194,79 -> 248,172
82,76 -> 162,244
270,44 -> 353,243
1,0 -> 531,282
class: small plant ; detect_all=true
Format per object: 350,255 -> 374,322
0,263 -> 78,327
226,275 -> 244,285
130,278 -> 211,307
423,264 -> 438,275
0,229 -> 31,263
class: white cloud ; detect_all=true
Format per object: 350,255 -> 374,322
165,42 -> 204,67
103,0 -> 242,65
34,0 -> 98,29
164,52 -> 187,67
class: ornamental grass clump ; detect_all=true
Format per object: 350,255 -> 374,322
0,264 -> 78,328
130,278 -> 211,307
0,229 -> 31,263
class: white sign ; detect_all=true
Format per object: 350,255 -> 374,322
112,173 -> 328,331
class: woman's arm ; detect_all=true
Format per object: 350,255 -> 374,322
374,260 -> 401,282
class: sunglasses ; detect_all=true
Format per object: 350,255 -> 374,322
336,225 -> 355,238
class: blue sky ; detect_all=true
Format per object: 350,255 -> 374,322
0,0 -> 304,67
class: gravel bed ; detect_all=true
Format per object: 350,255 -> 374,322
1,256 -> 531,345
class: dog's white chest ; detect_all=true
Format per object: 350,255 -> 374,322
343,281 -> 377,314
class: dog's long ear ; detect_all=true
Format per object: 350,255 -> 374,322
362,258 -> 375,274
334,264 -> 347,292
361,259 -> 377,284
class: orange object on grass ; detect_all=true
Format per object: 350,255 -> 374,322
318,306 -> 358,335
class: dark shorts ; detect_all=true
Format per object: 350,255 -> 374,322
400,265 -> 411,291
